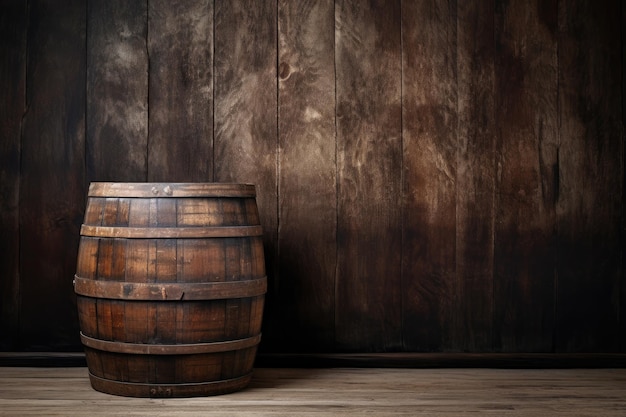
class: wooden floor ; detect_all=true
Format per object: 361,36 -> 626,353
1,367 -> 625,416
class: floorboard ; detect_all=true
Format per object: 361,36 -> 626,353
0,367 -> 625,416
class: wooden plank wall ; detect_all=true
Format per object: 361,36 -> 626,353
0,0 -> 623,354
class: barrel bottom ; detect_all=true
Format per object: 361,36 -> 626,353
83,345 -> 258,397
88,371 -> 252,398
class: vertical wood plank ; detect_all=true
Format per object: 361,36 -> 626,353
401,0 -> 458,351
147,0 -> 213,182
0,0 -> 26,350
455,0 -> 496,351
492,0 -> 558,352
87,0 -> 148,182
622,0 -> 626,353
19,0 -> 86,349
335,0 -> 403,351
214,0 -> 278,350
556,0 -> 623,352
277,0 -> 336,351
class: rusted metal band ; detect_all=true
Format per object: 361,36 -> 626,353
88,182 -> 256,198
80,224 -> 263,238
88,372 -> 253,397
74,275 -> 267,300
80,332 -> 261,355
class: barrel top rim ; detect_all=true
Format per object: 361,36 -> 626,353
90,182 -> 255,185
88,182 -> 257,197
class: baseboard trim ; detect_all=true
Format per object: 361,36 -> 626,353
255,352 -> 626,368
1,351 -> 625,368
0,352 -> 87,367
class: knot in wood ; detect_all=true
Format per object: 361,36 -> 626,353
279,62 -> 291,80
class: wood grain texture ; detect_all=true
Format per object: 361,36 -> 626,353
1,367 -> 626,416
335,0 -> 403,351
455,0 -> 497,351
622,0 -> 626,353
556,0 -> 623,352
147,0 -> 213,182
277,0 -> 336,352
75,187 -> 265,396
0,0 -> 624,355
493,0 -> 558,352
0,0 -> 26,350
18,0 -> 86,349
401,0 -> 458,351
214,0 -> 278,350
86,0 -> 148,182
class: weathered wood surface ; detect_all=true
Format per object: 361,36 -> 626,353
401,0 -> 457,352
213,0 -> 279,351
74,184 -> 266,397
86,0 -> 148,182
17,0 -> 86,349
622,0 -> 626,353
335,0 -> 403,352
0,0 -> 26,350
493,0 -> 558,352
555,0 -> 623,352
1,0 -> 623,355
147,0 -> 213,182
1,367 -> 626,416
456,0 -> 498,352
277,0 -> 337,351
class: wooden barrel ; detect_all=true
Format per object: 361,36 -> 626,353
74,182 -> 266,398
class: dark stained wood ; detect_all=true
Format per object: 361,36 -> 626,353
3,350 -> 626,369
492,0 -> 558,352
622,0 -> 626,353
86,0 -> 148,182
75,184 -> 265,397
556,0 -> 623,352
335,0 -> 403,351
0,0 -> 26,350
454,0 -> 497,351
401,0 -> 458,351
147,0 -> 213,182
213,0 -> 279,351
256,352 -> 626,369
277,0 -> 336,352
0,0 -> 624,355
18,0 -> 86,349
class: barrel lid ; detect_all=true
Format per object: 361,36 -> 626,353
88,182 -> 256,198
